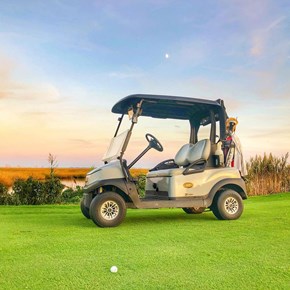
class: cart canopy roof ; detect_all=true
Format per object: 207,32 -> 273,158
112,94 -> 226,122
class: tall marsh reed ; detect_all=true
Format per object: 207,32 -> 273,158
0,167 -> 91,187
246,153 -> 290,195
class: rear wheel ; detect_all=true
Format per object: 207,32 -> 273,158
80,198 -> 90,219
89,192 -> 126,227
182,207 -> 205,214
211,189 -> 243,220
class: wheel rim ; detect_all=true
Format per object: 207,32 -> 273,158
100,200 -> 119,220
224,197 -> 239,214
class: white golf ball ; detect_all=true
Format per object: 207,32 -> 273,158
165,53 -> 170,59
110,266 -> 118,273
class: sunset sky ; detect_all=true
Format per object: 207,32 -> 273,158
0,0 -> 289,167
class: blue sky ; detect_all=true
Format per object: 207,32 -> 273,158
0,0 -> 289,167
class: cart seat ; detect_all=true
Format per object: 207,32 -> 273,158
147,139 -> 211,178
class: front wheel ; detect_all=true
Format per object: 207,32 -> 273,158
89,192 -> 127,227
211,189 -> 244,220
80,198 -> 90,219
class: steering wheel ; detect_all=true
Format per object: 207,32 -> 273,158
145,133 -> 163,152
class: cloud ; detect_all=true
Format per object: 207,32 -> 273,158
0,56 -> 15,99
206,2 -> 287,61
242,127 -> 290,159
0,54 -> 60,102
249,15 -> 286,57
266,15 -> 286,32
108,67 -> 144,79
9,83 -> 60,101
68,138 -> 98,148
170,39 -> 208,68
250,35 -> 265,57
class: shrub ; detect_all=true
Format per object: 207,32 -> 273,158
12,175 -> 63,205
43,176 -> 64,204
13,177 -> 46,205
61,186 -> 83,203
0,183 -> 10,205
136,174 -> 146,198
246,153 -> 290,195
0,183 -> 20,205
0,183 -> 8,196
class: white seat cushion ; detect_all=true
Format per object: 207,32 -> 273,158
146,168 -> 185,178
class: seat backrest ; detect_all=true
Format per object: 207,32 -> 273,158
174,139 -> 211,166
174,144 -> 194,166
187,139 -> 211,164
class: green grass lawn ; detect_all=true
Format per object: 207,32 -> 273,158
0,194 -> 289,290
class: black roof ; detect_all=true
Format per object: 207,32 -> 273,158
112,94 -> 226,121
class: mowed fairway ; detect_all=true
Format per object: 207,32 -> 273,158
0,194 -> 289,290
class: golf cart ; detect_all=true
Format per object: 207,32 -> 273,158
81,94 -> 247,227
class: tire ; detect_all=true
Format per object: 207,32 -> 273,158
89,192 -> 126,228
211,189 -> 244,220
80,198 -> 90,219
182,207 -> 205,214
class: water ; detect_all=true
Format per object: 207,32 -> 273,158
61,178 -> 85,189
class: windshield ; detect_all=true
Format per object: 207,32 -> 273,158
102,129 -> 129,163
112,115 -> 190,168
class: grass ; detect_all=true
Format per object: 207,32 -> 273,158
0,168 -> 147,187
0,194 -> 289,290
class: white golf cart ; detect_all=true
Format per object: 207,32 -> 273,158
81,94 -> 247,227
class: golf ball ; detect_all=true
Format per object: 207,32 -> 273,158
110,266 -> 118,273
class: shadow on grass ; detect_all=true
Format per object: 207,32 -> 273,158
123,210 -> 216,225
75,210 -> 218,229
3,206 -> 218,229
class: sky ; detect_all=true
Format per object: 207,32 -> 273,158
0,0 -> 289,167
